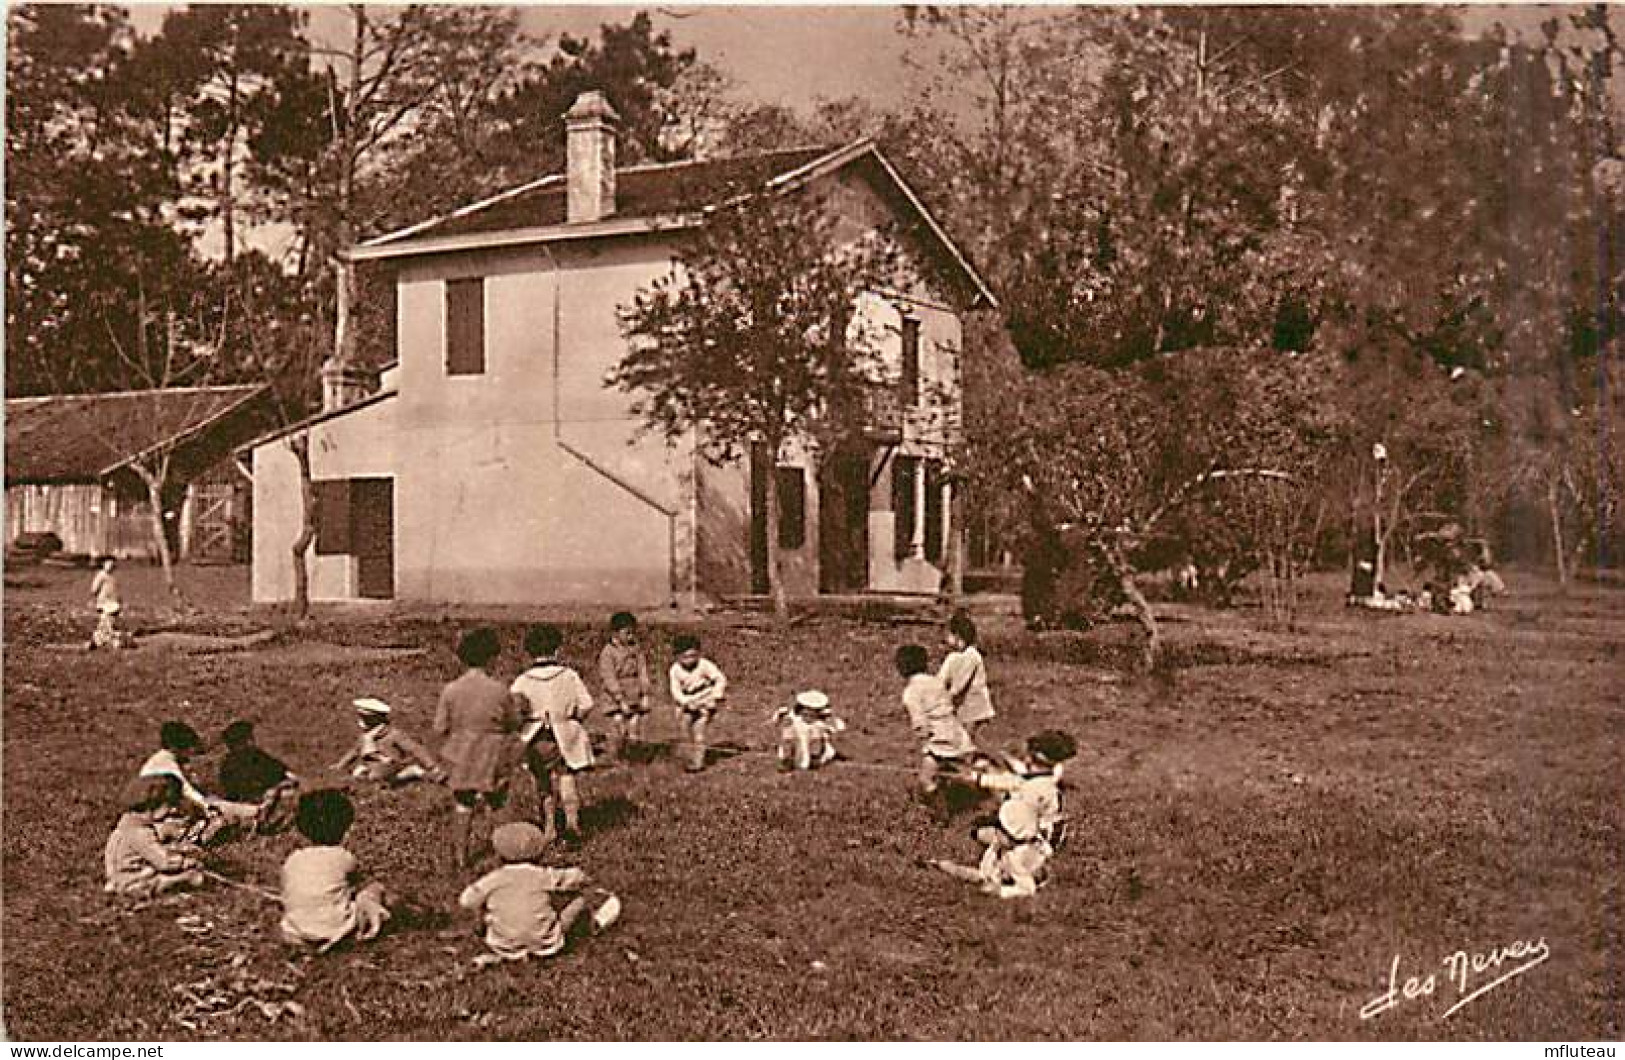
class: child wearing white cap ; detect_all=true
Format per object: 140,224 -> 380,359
774,690 -> 846,771
459,822 -> 621,966
332,698 -> 445,785
927,799 -> 1054,899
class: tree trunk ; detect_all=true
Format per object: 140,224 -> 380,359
135,464 -> 184,607
1548,475 -> 1569,587
948,480 -> 966,601
332,250 -> 356,367
288,434 -> 316,621
1106,544 -> 1160,672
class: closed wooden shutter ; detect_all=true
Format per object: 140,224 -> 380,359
924,459 -> 943,563
314,480 -> 351,554
893,456 -> 918,560
446,277 -> 485,375
776,466 -> 806,550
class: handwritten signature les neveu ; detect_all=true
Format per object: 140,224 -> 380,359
1360,937 -> 1551,1021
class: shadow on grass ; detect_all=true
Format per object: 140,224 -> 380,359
619,740 -> 672,766
580,794 -> 640,838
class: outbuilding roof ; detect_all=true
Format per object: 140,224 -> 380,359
5,385 -> 269,484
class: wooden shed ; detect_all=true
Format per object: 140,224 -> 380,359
5,386 -> 275,563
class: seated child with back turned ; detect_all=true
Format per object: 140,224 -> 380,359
896,643 -> 977,797
280,789 -> 390,952
458,822 -> 621,967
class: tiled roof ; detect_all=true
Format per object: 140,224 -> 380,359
5,385 -> 267,484
365,146 -> 835,246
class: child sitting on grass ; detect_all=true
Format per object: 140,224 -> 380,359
511,624 -> 596,846
104,776 -> 203,899
969,729 -> 1076,847
140,720 -> 260,843
668,634 -> 727,773
774,690 -> 846,772
938,610 -> 995,737
218,720 -> 299,834
598,612 -> 652,759
458,822 -> 621,967
280,789 -> 390,953
333,698 -> 445,785
926,799 -> 1053,899
896,644 -> 977,797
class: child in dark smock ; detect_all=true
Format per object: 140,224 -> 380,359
434,627 -> 522,868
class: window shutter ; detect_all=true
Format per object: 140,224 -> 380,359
314,480 -> 351,555
893,456 -> 918,560
776,466 -> 806,550
446,278 -> 485,375
924,459 -> 944,563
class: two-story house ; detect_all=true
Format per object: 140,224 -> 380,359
245,91 -> 994,609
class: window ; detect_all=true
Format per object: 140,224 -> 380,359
776,466 -> 807,550
893,455 -> 919,560
924,459 -> 944,564
900,314 -> 921,405
446,277 -> 485,375
313,479 -> 352,555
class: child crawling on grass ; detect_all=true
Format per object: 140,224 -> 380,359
104,775 -> 204,899
280,790 -> 390,952
459,822 -> 621,967
926,799 -> 1053,899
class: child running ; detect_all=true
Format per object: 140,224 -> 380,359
896,644 -> 977,798
87,556 -> 125,650
435,628 -> 521,869
103,776 -> 203,899
938,610 -> 995,736
668,634 -> 727,773
279,790 -> 390,952
333,699 -> 444,785
774,690 -> 846,772
458,822 -> 622,967
510,625 -> 595,846
598,612 -> 652,759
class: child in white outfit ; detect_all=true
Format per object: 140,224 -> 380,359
938,610 -> 995,735
928,799 -> 1054,899
459,822 -> 621,967
279,790 -> 390,952
669,634 -> 727,772
774,690 -> 846,771
103,776 -> 203,899
970,729 -> 1076,847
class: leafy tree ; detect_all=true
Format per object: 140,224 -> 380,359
613,190 -> 898,616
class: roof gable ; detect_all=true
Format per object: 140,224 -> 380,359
353,141 -> 995,308
5,385 -> 268,484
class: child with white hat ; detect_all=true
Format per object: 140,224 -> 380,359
332,698 -> 445,785
774,690 -> 847,771
926,799 -> 1054,899
458,822 -> 621,966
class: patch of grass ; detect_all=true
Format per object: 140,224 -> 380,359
2,568 -> 1620,1039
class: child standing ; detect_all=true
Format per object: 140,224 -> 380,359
103,776 -> 203,899
896,644 -> 977,796
510,625 -> 595,846
218,720 -> 299,834
668,634 -> 727,773
279,790 -> 390,952
88,556 -> 124,650
458,822 -> 622,967
938,610 -> 995,736
927,799 -> 1054,899
435,628 -> 521,869
598,612 -> 652,759
774,690 -> 847,771
333,699 -> 445,785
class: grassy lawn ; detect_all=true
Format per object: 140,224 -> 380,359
2,565 -> 1619,1040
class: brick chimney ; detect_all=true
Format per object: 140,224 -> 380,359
565,90 -> 619,224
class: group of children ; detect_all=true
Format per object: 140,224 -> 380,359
102,605 -> 1077,971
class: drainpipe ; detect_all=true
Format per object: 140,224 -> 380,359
539,244 -> 682,606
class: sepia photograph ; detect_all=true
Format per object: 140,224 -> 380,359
2,1 -> 1620,1044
